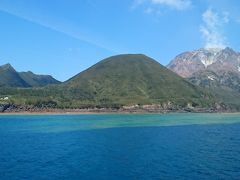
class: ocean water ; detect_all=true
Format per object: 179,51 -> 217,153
0,113 -> 240,179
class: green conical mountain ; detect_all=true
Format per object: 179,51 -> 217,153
19,71 -> 60,87
58,54 -> 214,107
0,63 -> 30,87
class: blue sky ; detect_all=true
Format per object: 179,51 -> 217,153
0,0 -> 240,81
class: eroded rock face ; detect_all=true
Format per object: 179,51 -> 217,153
167,47 -> 240,78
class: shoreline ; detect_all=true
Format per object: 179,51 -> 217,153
0,108 -> 239,115
1,103 -> 239,115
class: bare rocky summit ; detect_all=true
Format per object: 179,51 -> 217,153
167,47 -> 240,109
167,47 -> 240,78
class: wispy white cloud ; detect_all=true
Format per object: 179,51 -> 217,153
0,6 -> 119,53
200,8 -> 229,49
132,0 -> 192,11
151,0 -> 192,10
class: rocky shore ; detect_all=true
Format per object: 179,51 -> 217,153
0,103 -> 237,114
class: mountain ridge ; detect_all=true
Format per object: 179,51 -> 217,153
0,63 -> 60,87
0,63 -> 30,87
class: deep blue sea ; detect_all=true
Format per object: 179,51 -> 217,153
0,113 -> 240,179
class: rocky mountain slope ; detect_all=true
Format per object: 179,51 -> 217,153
167,47 -> 240,109
167,47 -> 240,78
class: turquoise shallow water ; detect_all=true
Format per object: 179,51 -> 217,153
0,113 -> 240,179
0,113 -> 240,133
